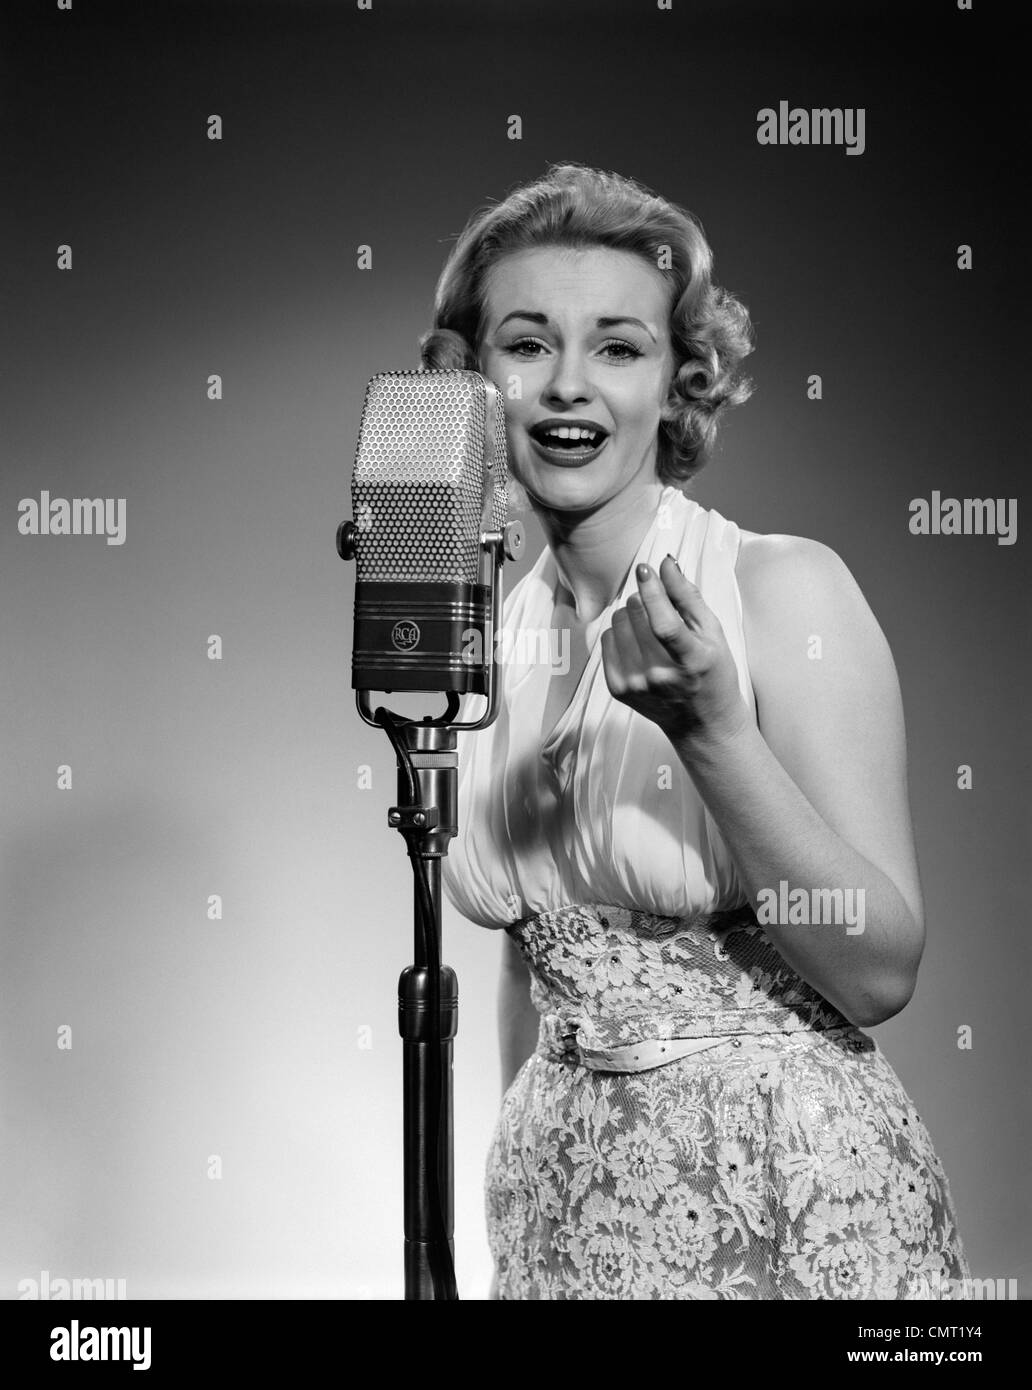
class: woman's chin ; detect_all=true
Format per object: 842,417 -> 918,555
513,465 -> 607,514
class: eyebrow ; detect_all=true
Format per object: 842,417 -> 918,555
494,310 -> 658,342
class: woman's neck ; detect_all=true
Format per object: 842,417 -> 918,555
537,478 -> 667,623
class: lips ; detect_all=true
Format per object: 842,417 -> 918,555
528,418 -> 610,464
530,418 -> 609,448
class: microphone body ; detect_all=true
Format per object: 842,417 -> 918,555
346,369 -> 510,695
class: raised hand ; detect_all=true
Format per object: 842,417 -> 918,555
600,554 -> 750,750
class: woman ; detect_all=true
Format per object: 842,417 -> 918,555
432,164 -> 970,1300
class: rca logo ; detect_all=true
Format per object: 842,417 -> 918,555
391,620 -> 420,652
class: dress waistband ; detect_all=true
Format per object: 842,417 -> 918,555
536,1011 -> 874,1073
510,901 -> 865,1072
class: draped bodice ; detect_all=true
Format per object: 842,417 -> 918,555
442,486 -> 758,930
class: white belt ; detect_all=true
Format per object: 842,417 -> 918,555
561,1024 -> 868,1073
564,1033 -> 732,1073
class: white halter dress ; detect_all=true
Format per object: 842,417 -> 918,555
442,486 -> 970,1300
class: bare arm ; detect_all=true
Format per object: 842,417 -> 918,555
498,932 -> 539,1095
672,535 -> 925,1027
605,539 -> 924,1028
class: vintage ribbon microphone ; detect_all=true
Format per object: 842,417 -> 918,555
336,370 -> 524,1300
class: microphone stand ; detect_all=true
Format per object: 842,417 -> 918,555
338,519 -> 523,1300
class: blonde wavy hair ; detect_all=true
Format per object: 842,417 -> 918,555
419,163 -> 755,487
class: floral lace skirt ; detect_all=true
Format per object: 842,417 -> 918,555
485,902 -> 970,1301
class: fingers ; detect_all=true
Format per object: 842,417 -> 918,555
625,592 -> 673,670
604,554 -> 712,698
645,558 -> 712,636
600,624 -> 625,696
607,606 -> 648,691
634,556 -> 707,653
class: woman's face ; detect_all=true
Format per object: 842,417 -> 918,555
477,245 -> 675,513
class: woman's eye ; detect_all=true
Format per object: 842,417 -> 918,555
506,338 -> 548,358
600,339 -> 644,361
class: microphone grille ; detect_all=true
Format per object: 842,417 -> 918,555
351,369 -> 509,582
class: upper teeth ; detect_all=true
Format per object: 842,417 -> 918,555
543,426 -> 600,442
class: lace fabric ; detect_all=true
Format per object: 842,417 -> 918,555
487,903 -> 971,1300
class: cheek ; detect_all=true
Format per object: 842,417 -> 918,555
477,344 -> 502,376
621,352 -> 671,402
643,350 -> 676,402
475,345 -> 496,381
620,377 -> 668,432
477,338 -> 501,371
484,360 -> 536,417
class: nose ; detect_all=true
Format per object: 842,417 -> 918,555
543,348 -> 593,407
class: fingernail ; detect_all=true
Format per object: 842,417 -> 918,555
636,563 -> 651,581
665,553 -> 683,574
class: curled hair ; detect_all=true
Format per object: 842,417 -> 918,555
419,163 -> 754,487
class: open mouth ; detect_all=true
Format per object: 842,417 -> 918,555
528,421 -> 609,459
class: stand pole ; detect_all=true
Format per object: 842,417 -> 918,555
391,724 -> 459,1300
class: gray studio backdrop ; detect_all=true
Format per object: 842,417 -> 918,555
1,0 -> 1026,1298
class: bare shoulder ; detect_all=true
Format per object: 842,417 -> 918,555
737,529 -> 851,585
735,530 -> 872,619
734,531 -> 895,676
